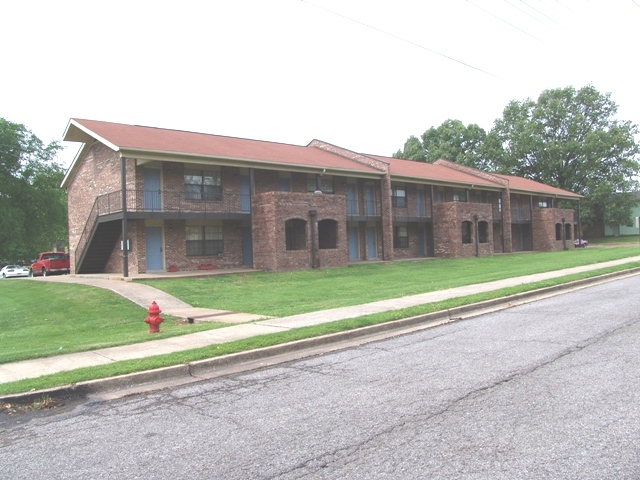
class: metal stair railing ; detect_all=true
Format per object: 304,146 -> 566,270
74,192 -> 123,272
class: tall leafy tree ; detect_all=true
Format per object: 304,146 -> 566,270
0,118 -> 66,263
394,119 -> 488,169
393,135 -> 425,161
485,85 -> 640,230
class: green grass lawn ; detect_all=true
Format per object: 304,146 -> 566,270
139,246 -> 640,316
0,281 -> 228,364
2,259 -> 639,396
589,235 -> 640,245
1,246 -> 640,396
2,246 -> 639,367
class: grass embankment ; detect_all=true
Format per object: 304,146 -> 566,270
139,246 -> 640,316
0,282 -> 228,364
1,246 -> 639,396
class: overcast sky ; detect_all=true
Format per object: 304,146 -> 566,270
3,0 -> 639,168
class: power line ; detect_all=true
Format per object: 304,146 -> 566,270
554,0 -> 577,15
299,0 -> 499,78
466,0 -> 543,42
520,0 -> 565,27
503,0 -> 547,26
504,0 -> 571,37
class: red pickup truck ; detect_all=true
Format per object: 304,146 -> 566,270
30,252 -> 70,277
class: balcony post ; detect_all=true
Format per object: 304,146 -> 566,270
121,155 -> 129,278
577,199 -> 582,245
530,195 -> 534,250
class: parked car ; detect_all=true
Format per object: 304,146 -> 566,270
1,265 -> 30,278
30,252 -> 71,276
574,238 -> 588,248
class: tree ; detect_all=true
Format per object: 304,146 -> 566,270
484,85 -> 640,230
394,119 -> 488,169
393,135 -> 424,161
0,118 -> 66,263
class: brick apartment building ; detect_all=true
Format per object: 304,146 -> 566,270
61,119 -> 582,275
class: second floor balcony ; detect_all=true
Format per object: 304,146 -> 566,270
94,190 -> 253,220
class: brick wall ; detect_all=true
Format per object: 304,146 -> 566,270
532,207 -> 575,251
66,144 -> 132,273
103,220 -> 142,274
252,192 -> 348,272
433,202 -> 493,258
393,223 -> 425,259
254,169 -> 279,194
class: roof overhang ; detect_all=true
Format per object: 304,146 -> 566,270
124,148 -> 382,179
508,187 -> 582,200
61,120 -> 123,188
390,174 -> 503,191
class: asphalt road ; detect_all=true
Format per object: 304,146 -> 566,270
2,275 -> 640,479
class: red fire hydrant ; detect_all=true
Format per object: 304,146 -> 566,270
144,301 -> 164,333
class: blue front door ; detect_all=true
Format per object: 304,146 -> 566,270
146,227 -> 163,270
348,227 -> 359,260
144,168 -> 161,210
367,227 -> 377,259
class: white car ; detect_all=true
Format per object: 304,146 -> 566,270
1,265 -> 30,278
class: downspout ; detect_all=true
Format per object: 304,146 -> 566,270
121,156 -> 129,278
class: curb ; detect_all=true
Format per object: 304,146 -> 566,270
3,267 -> 639,405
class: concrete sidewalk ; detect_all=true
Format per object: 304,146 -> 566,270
29,272 -> 266,324
2,256 -> 640,385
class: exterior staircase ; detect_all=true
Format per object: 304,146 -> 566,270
76,220 -> 121,274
